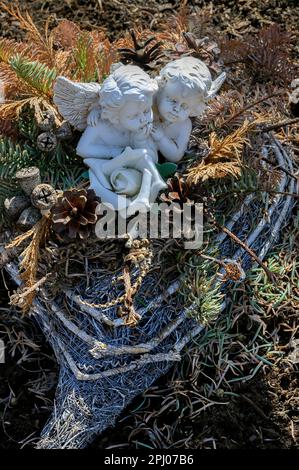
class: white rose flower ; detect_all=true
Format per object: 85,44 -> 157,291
110,168 -> 143,197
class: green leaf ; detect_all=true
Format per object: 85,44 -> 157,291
156,162 -> 177,179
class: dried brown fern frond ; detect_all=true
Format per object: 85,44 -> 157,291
52,19 -> 81,50
166,4 -> 189,39
221,24 -> 297,85
0,62 -> 30,100
208,121 -> 251,162
158,4 -> 217,59
186,121 -> 253,184
97,41 -> 118,79
0,96 -> 57,120
202,90 -> 244,128
187,5 -> 215,39
6,215 -> 52,313
52,20 -> 115,79
157,4 -> 190,48
0,37 -> 29,63
202,86 -> 286,131
190,161 -> 243,183
0,2 -> 55,66
220,37 -> 250,65
68,30 -> 115,82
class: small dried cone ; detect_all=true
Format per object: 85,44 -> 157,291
4,195 -> 31,220
222,259 -> 246,282
160,174 -> 193,205
52,188 -> 99,239
16,206 -> 41,231
15,167 -> 41,195
31,184 -> 57,212
37,132 -> 58,152
37,110 -> 55,132
55,121 -> 72,141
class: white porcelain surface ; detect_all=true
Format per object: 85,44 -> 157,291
53,59 -> 226,213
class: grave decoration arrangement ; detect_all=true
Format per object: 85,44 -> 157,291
0,3 -> 297,448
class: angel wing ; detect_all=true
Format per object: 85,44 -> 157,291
53,77 -> 101,131
207,72 -> 226,100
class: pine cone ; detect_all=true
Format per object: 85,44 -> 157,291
37,132 -> 57,152
160,174 -> 193,205
160,173 -> 210,206
118,31 -> 164,70
52,189 -> 99,239
170,32 -> 223,74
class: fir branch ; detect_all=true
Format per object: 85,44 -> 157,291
9,54 -> 57,96
0,136 -> 35,179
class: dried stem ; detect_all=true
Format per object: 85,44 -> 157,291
220,91 -> 285,128
260,117 -> 299,132
213,221 -> 275,281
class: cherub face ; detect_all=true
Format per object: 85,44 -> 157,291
118,96 -> 153,135
157,81 -> 206,123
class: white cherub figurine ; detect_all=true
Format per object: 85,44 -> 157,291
151,57 -> 226,163
54,64 -> 167,214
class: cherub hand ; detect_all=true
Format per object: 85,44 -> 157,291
151,124 -> 163,142
87,108 -> 100,127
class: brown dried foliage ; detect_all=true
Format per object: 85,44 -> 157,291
0,4 -> 118,121
6,215 -> 52,312
187,121 -> 253,184
221,24 -> 297,85
0,2 -> 55,65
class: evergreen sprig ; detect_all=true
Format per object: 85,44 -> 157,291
9,54 -> 57,95
181,254 -> 224,325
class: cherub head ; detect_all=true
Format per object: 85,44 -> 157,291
155,57 -> 226,123
99,64 -> 158,135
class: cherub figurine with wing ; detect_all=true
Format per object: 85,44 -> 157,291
53,64 -> 167,214
151,57 -> 226,163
